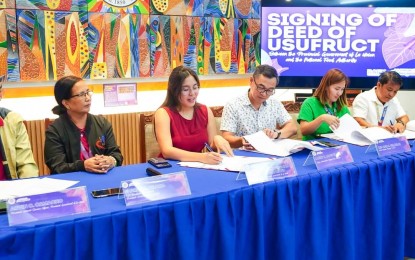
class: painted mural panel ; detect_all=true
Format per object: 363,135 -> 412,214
3,0 -> 259,82
244,18 -> 260,72
16,0 -> 87,11
0,9 -> 19,81
17,10 -> 89,81
203,0 -> 258,19
203,0 -> 235,18
137,14 -> 150,77
203,17 -> 260,75
88,13 -> 149,79
210,18 -> 236,74
150,0 -> 203,16
87,0 -> 149,14
250,0 -> 260,19
150,15 -> 184,77
233,0 -> 260,19
183,16 -> 204,74
0,0 -> 16,9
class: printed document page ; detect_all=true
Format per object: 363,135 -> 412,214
243,131 -> 322,157
178,156 -> 273,172
0,178 -> 79,200
331,114 -> 394,146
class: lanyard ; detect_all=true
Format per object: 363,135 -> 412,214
377,106 -> 388,126
324,104 -> 337,116
79,129 -> 92,160
80,141 -> 92,160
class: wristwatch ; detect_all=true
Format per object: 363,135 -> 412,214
273,129 -> 282,139
396,119 -> 405,127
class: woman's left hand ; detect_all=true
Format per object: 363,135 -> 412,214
213,135 -> 234,157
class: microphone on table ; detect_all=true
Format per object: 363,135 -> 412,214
146,167 -> 163,177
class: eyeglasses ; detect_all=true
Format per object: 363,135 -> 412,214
253,78 -> 276,96
70,90 -> 93,99
181,85 -> 200,95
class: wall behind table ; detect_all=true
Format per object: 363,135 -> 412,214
1,82 -> 312,120
5,89 -> 414,121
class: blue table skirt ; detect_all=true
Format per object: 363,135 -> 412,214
0,143 -> 414,259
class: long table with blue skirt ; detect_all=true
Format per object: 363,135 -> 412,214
0,140 -> 414,259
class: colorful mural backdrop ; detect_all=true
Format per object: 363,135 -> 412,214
88,13 -> 150,79
16,0 -> 87,11
0,9 -> 19,81
17,10 -> 89,80
88,0 -> 149,14
0,0 -> 260,82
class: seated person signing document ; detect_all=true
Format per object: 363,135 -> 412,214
298,68 -> 351,141
220,65 -> 297,149
154,66 -> 233,165
352,70 -> 409,134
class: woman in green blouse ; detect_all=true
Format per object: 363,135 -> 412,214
298,68 -> 351,140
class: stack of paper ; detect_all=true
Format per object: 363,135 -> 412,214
325,113 -> 414,146
178,156 -> 274,172
243,131 -> 323,157
0,178 -> 79,201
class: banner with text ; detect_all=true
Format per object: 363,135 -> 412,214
261,7 -> 415,78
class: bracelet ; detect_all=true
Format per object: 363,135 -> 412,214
109,156 -> 117,167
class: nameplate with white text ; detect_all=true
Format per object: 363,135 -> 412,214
312,145 -> 354,170
375,136 -> 410,157
7,186 -> 90,226
121,172 -> 191,206
244,157 -> 297,185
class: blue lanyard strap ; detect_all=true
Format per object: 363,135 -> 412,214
324,104 -> 337,116
378,106 -> 388,126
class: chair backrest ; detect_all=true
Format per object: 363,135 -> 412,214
139,112 -> 160,163
210,106 -> 224,134
23,119 -> 51,175
102,113 -> 140,165
282,101 -> 302,140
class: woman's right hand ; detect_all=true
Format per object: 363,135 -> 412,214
201,152 -> 223,165
321,114 -> 340,130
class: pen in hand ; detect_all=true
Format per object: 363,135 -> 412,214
390,120 -> 396,134
204,142 -> 214,152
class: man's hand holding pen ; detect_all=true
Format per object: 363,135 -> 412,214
384,120 -> 405,134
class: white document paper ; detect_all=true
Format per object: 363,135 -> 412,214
178,155 -> 274,172
0,177 -> 79,200
401,130 -> 415,139
243,131 -> 323,157
330,113 -> 396,146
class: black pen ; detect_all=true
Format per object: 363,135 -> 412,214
390,120 -> 396,134
204,142 -> 214,152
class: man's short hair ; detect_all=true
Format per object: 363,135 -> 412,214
253,65 -> 279,86
378,71 -> 403,87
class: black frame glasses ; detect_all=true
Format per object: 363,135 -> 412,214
70,90 -> 93,99
253,78 -> 276,96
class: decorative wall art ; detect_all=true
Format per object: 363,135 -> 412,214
0,0 -> 260,82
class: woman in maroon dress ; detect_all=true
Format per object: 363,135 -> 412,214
155,66 -> 233,164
